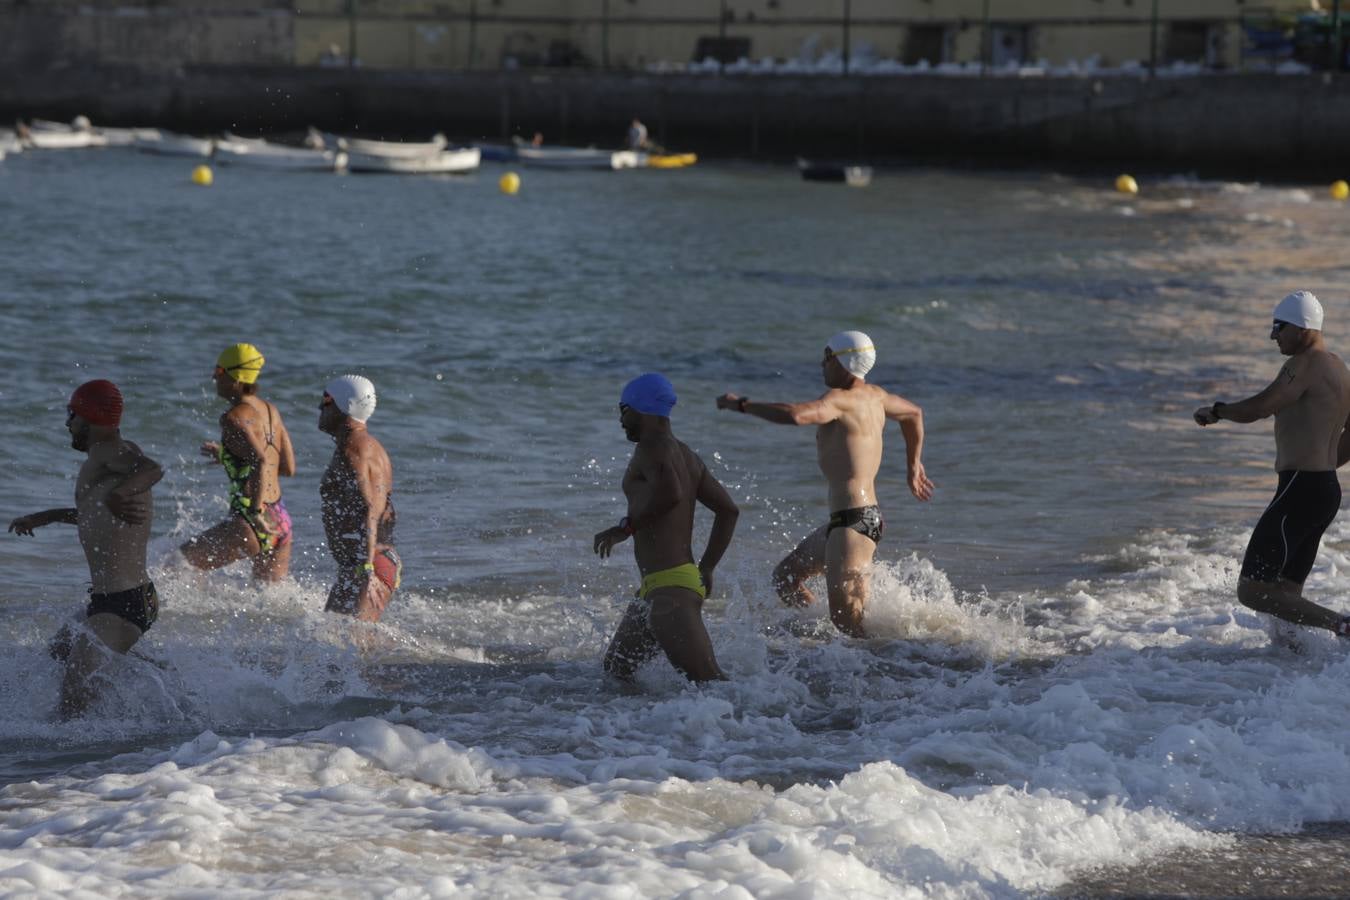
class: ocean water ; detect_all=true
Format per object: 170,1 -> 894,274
1,149 -> 1349,898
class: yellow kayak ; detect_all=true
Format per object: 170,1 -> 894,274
647,153 -> 697,169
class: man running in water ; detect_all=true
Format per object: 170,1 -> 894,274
595,373 -> 739,682
319,375 -> 401,622
1194,290 -> 1350,639
8,381 -> 163,718
181,343 -> 296,582
717,330 -> 934,637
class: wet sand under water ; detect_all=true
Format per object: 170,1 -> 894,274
1064,823 -> 1350,898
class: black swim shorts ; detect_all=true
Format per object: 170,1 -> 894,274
828,505 -> 884,544
1240,470 -> 1341,585
86,582 -> 159,633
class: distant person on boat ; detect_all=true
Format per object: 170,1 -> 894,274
318,375 -> 401,622
625,118 -> 651,151
531,131 -> 545,147
8,380 -> 163,718
716,331 -> 934,637
595,374 -> 739,683
181,344 -> 296,582
1194,290 -> 1350,640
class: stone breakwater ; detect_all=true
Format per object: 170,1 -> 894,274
5,65 -> 1350,174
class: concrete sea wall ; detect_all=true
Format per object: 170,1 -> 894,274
4,65 -> 1349,175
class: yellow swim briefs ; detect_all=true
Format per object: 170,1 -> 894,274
638,562 -> 707,600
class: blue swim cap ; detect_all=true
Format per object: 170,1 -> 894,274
621,373 -> 677,417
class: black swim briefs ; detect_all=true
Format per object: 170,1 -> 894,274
86,582 -> 159,633
827,505 -> 884,544
1240,470 -> 1341,585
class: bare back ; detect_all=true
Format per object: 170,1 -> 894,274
623,436 -> 705,575
1273,349 -> 1350,470
76,440 -> 152,594
221,396 -> 293,503
815,383 -> 889,511
320,430 -> 395,565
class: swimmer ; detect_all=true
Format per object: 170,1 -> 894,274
8,380 -> 163,718
181,343 -> 296,582
319,375 -> 401,622
717,330 -> 934,637
595,373 -> 739,683
1195,290 -> 1350,639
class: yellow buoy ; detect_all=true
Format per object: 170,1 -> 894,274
1331,179 -> 1349,201
191,165 -> 213,187
498,171 -> 520,195
1114,174 -> 1138,195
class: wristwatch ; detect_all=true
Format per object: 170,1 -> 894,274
620,516 -> 635,536
1211,401 -> 1225,420
737,397 -> 749,413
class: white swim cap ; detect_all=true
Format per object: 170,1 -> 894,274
826,330 -> 876,378
325,374 -> 377,423
1273,290 -> 1323,330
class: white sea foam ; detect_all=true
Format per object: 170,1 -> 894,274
3,520 -> 1348,896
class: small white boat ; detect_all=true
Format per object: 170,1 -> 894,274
26,116 -> 153,148
22,129 -> 106,149
133,131 -> 214,158
516,145 -> 644,170
214,138 -> 346,172
347,146 -> 480,175
337,133 -> 449,158
98,126 -> 162,147
215,132 -> 276,155
29,116 -> 91,133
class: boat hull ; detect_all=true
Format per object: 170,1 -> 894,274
347,147 -> 481,174
517,147 -> 643,170
214,142 -> 345,171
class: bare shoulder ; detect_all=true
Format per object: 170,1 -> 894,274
266,398 -> 290,427
678,439 -> 709,475
224,401 -> 259,428
92,438 -> 153,473
1316,350 -> 1350,377
343,430 -> 384,463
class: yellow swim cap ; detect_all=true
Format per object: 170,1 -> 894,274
216,343 -> 265,384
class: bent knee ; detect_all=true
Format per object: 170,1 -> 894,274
1237,578 -> 1293,613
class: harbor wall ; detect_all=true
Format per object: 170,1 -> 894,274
3,65 -> 1349,174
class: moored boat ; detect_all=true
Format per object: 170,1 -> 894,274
347,146 -> 480,175
337,133 -> 449,158
647,152 -> 698,169
22,128 -> 105,150
474,142 -> 518,162
133,131 -> 214,158
214,137 -> 346,172
516,145 -> 644,170
798,158 -> 873,187
98,126 -> 162,147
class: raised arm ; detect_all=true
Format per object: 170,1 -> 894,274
695,462 -> 739,594
882,392 -> 934,502
1196,361 -> 1306,426
716,392 -> 841,426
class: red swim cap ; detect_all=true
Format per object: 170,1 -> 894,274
68,380 -> 124,428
